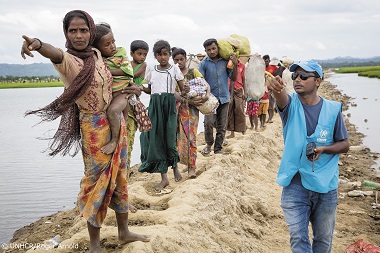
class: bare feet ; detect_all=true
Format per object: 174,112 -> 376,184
173,166 -> 182,182
188,168 -> 196,179
101,141 -> 117,154
226,134 -> 234,139
128,205 -> 137,213
155,174 -> 169,192
119,231 -> 150,244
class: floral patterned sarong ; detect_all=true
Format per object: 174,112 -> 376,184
77,112 -> 129,228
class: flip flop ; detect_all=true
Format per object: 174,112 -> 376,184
155,189 -> 172,195
200,146 -> 211,156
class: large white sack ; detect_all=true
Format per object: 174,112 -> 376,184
186,57 -> 200,69
246,53 -> 266,99
282,68 -> 295,94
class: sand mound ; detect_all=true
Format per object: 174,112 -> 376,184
3,81 -> 380,253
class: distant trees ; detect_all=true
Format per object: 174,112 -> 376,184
0,75 -> 59,83
320,61 -> 380,69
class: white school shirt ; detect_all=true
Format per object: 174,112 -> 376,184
145,64 -> 184,94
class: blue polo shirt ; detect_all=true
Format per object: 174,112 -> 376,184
198,56 -> 233,105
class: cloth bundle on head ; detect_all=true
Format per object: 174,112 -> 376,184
269,57 -> 281,66
25,10 -> 96,156
230,34 -> 251,56
281,56 -> 294,67
217,34 -> 251,61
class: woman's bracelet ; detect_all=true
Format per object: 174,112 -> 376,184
34,38 -> 43,51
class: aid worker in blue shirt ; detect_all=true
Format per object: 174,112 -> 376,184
268,60 -> 350,253
198,38 -> 238,155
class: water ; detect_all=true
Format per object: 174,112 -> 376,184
1,73 -> 378,244
0,87 -> 146,244
326,73 -> 380,162
0,88 -> 204,244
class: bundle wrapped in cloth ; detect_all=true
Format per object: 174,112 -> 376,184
186,77 -> 219,115
230,34 -> 251,56
217,34 -> 251,61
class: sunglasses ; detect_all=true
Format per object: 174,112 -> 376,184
291,72 -> 316,81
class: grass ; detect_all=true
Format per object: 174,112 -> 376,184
335,66 -> 380,78
0,81 -> 64,89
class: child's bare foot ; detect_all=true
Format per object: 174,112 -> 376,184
188,168 -> 196,179
173,166 -> 182,182
226,133 -> 235,139
155,179 -> 169,192
101,141 -> 117,154
119,231 -> 150,244
128,205 -> 137,213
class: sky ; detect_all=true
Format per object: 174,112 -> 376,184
1,0 -> 379,65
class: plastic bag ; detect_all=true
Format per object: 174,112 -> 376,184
345,239 -> 380,253
245,53 -> 266,99
282,68 -> 295,94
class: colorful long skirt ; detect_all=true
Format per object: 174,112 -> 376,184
176,101 -> 199,169
77,111 -> 129,228
139,93 -> 179,174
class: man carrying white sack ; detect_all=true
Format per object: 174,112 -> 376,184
268,59 -> 350,253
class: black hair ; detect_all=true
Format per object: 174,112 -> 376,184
130,40 -> 149,52
153,40 -> 170,56
172,47 -> 186,59
93,23 -> 112,48
262,54 -> 270,60
203,38 -> 218,49
63,11 -> 89,32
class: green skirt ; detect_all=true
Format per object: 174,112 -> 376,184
139,93 -> 179,174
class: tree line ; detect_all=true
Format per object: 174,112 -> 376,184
0,75 -> 59,83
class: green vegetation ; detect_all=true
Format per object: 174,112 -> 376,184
0,81 -> 64,89
335,66 -> 380,79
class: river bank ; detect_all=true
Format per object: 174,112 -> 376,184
1,80 -> 380,253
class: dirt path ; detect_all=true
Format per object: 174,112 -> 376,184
1,80 -> 379,253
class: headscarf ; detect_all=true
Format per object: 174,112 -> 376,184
26,10 -> 96,156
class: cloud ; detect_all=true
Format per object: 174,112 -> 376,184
1,0 -> 380,64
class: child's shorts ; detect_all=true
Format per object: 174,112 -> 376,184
258,102 -> 269,115
246,100 -> 259,117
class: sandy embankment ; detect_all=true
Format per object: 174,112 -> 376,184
2,80 -> 380,253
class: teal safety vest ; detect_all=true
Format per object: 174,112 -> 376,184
276,93 -> 342,193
